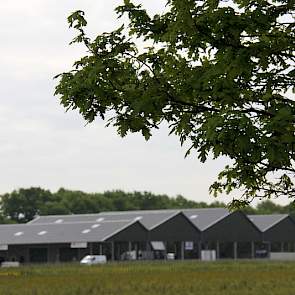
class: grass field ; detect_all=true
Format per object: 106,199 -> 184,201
0,260 -> 294,295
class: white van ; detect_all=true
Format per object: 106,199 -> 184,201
80,255 -> 107,265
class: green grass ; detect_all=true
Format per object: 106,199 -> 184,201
0,260 -> 294,295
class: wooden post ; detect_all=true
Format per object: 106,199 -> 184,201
47,245 -> 50,263
164,241 -> 167,260
281,242 -> 284,252
251,241 -> 255,259
117,243 -> 121,260
233,242 -> 238,259
216,241 -> 220,259
181,241 -> 184,260
198,241 -> 202,260
134,242 -> 138,259
111,242 -> 115,261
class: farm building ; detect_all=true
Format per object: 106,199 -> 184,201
0,219 -> 148,263
183,210 -> 262,259
28,209 -> 201,261
0,209 -> 293,263
248,214 -> 295,253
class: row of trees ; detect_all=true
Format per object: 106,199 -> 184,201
0,187 -> 294,223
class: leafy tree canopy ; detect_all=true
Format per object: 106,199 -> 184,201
0,187 -> 52,223
55,0 -> 295,207
0,187 -> 227,223
1,187 -> 295,223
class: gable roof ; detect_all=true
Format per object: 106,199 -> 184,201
248,214 -> 289,232
29,210 -> 180,230
29,208 -> 230,231
182,208 -> 230,230
98,210 -> 181,230
0,219 -> 141,245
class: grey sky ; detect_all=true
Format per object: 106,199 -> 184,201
0,1 -> 288,205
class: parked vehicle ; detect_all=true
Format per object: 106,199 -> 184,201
80,255 -> 107,265
1,262 -> 20,268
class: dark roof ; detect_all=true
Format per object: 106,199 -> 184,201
29,210 -> 180,230
29,208 -> 230,231
248,214 -> 288,232
182,208 -> 229,230
0,219 -> 139,245
3,209 -> 291,246
97,210 -> 181,230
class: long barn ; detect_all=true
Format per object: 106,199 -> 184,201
0,208 -> 293,263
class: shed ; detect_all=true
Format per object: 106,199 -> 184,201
185,210 -> 261,259
248,214 -> 295,252
0,219 -> 148,263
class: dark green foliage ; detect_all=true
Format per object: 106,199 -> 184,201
0,187 -> 294,223
0,187 -> 220,223
0,188 -> 52,223
55,0 -> 294,206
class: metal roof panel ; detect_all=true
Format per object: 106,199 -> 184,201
182,208 -> 230,230
248,214 -> 288,232
0,220 -> 137,245
28,208 -> 230,231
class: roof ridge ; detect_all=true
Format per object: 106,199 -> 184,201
30,207 -> 229,221
248,214 -> 288,217
200,212 -> 231,231
0,219 -> 134,228
248,214 -> 289,232
262,215 -> 289,232
148,211 -> 182,230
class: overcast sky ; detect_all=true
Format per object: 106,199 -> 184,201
0,1 -> 289,205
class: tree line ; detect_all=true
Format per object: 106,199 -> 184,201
0,187 -> 294,224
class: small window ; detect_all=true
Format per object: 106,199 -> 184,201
14,232 -> 24,236
82,229 -> 91,234
190,215 -> 198,219
38,231 -> 47,236
55,219 -> 63,224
